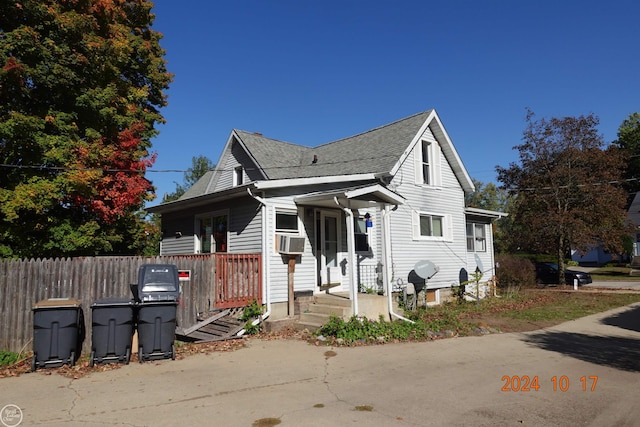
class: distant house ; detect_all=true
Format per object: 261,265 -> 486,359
572,191 -> 640,266
147,110 -> 505,320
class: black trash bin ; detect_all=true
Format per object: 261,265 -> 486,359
133,264 -> 180,302
90,298 -> 135,367
136,301 -> 177,362
32,298 -> 84,371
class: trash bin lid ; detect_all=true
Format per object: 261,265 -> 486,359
91,297 -> 134,308
33,298 -> 82,309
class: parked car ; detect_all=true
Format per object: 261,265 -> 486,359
534,262 -> 593,286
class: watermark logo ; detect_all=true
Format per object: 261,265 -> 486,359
1,404 -> 23,427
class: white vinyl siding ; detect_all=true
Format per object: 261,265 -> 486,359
389,124 -> 468,289
263,197 -> 316,303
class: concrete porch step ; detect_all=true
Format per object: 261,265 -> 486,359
293,293 -> 353,332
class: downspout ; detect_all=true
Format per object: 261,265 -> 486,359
334,197 -> 358,317
382,204 -> 414,323
246,188 -> 271,326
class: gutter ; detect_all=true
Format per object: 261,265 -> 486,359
243,188 -> 271,329
382,204 -> 414,323
334,197 -> 358,317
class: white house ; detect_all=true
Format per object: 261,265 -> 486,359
147,110 -> 504,321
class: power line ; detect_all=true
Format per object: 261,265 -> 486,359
0,153 -> 399,174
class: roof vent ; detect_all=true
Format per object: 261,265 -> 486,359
312,154 -> 318,164
253,132 -> 262,136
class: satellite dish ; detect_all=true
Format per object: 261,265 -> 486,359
474,254 -> 484,274
414,260 -> 439,279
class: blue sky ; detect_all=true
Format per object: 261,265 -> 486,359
147,0 -> 640,202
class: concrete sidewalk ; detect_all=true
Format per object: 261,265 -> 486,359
2,303 -> 640,426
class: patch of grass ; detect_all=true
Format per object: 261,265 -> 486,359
314,289 -> 640,344
502,290 -> 640,322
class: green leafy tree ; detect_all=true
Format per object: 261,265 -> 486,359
0,0 -> 171,258
162,155 -> 215,202
496,110 -> 631,284
465,179 -> 508,212
613,112 -> 640,198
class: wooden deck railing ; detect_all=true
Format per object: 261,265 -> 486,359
214,253 -> 262,308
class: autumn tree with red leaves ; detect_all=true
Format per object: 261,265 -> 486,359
0,0 -> 171,257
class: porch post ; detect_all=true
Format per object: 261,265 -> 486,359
344,207 -> 358,316
287,255 -> 296,316
334,197 -> 358,316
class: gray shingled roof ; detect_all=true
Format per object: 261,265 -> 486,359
179,170 -> 215,199
236,110 -> 432,179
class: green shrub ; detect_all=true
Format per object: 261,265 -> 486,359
316,315 -> 431,344
240,300 -> 264,334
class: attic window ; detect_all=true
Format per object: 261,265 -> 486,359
421,140 -> 430,185
234,166 -> 243,186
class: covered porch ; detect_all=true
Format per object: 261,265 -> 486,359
294,183 -> 405,318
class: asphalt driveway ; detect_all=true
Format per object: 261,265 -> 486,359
1,303 -> 640,426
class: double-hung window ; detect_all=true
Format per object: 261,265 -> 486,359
421,140 -> 431,185
415,134 -> 442,186
466,223 -> 486,252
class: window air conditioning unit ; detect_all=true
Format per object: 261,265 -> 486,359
277,234 -> 305,255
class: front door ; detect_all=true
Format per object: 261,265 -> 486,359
317,211 -> 342,288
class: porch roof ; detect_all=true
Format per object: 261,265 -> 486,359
465,206 -> 508,221
293,183 -> 405,209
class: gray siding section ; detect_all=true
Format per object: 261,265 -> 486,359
158,196 -> 261,256
213,145 -> 241,192
160,213 -> 196,255
229,198 -> 262,253
387,126 -> 469,290
212,141 -> 262,193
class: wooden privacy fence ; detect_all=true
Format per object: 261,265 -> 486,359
0,253 -> 262,354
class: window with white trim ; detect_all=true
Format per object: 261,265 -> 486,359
415,137 -> 442,186
275,210 -> 299,233
412,211 -> 452,241
421,140 -> 431,185
466,223 -> 486,252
